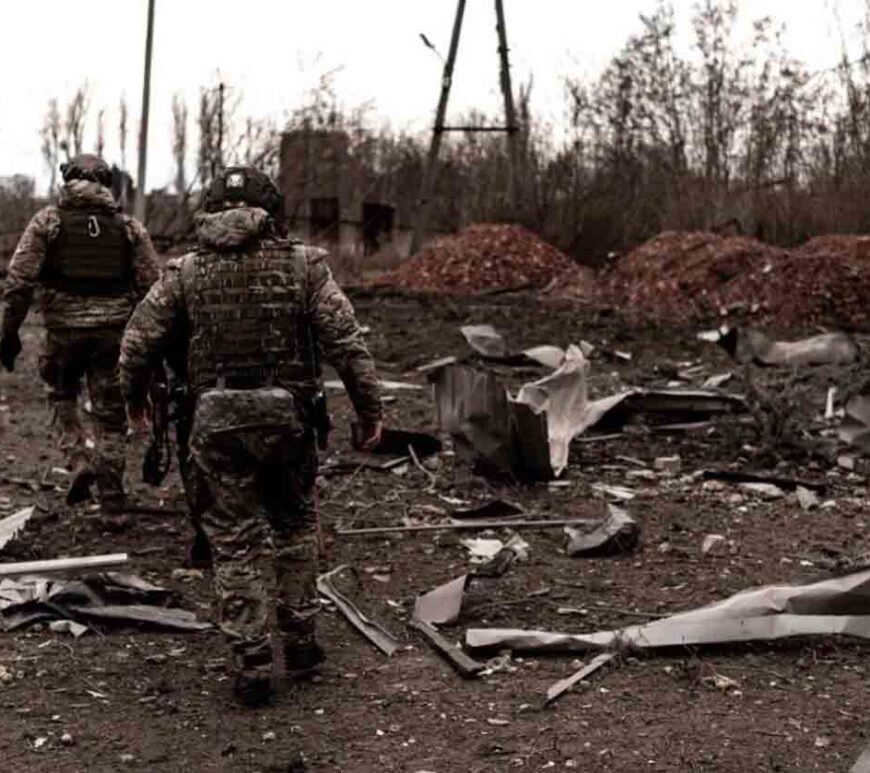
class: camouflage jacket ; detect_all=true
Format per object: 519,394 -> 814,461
1,180 -> 159,333
120,206 -> 383,424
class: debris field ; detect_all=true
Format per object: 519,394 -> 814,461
2,280 -> 870,772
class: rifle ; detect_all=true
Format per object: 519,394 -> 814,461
143,368 -> 172,486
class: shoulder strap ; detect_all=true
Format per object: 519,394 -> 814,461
177,252 -> 200,318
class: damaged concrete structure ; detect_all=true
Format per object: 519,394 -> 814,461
279,129 -> 418,260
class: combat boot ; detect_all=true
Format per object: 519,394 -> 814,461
234,648 -> 274,707
186,527 -> 213,569
233,672 -> 273,707
282,637 -> 325,681
65,460 -> 96,505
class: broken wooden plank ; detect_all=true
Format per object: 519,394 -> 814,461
409,617 -> 485,679
545,652 -> 616,705
335,517 -> 596,537
0,553 -> 128,578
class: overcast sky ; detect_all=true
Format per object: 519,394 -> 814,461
0,0 -> 864,194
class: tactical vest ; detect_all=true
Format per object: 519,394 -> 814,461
43,209 -> 133,295
182,240 -> 318,394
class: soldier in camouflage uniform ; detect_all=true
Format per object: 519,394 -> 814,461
119,167 -> 382,706
0,155 -> 159,511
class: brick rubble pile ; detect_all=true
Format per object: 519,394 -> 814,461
604,231 -> 870,328
382,223 -> 596,294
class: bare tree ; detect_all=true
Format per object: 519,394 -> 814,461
198,87 -> 219,189
63,85 -> 89,158
171,94 -> 188,194
119,97 -> 129,170
40,98 -> 62,192
96,108 -> 106,158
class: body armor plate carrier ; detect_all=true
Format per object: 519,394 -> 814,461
182,242 -> 317,395
43,209 -> 133,296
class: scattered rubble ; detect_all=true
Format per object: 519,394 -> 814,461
432,347 -> 745,480
701,534 -> 727,556
564,506 -> 639,558
653,456 -> 681,475
0,572 -> 211,634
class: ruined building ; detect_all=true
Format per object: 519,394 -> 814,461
279,129 -> 417,261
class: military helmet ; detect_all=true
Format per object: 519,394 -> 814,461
60,154 -> 113,188
203,166 -> 283,217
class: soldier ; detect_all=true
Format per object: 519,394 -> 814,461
119,167 -> 382,706
0,154 -> 159,511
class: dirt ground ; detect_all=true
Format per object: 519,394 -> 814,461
1,288 -> 870,772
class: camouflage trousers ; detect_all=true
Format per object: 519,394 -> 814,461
39,326 -> 127,509
187,387 -> 319,679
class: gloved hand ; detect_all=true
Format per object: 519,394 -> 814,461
353,419 -> 383,451
0,333 -> 22,372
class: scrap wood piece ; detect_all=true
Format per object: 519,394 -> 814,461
409,616 -> 485,678
70,604 -> 212,631
0,506 -> 35,551
545,652 -> 616,705
466,566 -> 870,654
335,517 -> 596,537
565,505 -> 640,558
0,553 -> 129,578
702,469 -> 827,493
317,565 -> 400,656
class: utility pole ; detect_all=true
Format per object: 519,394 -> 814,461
411,0 -> 466,255
410,0 -> 520,255
494,0 -> 520,215
134,0 -> 155,222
